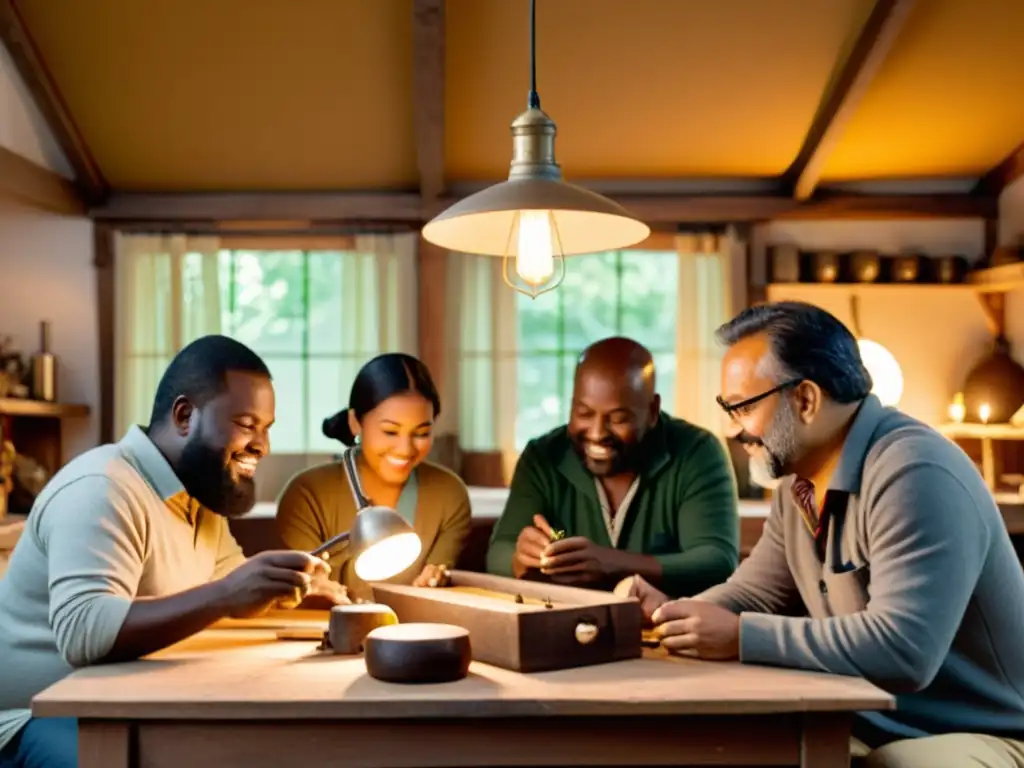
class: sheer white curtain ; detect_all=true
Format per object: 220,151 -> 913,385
447,251 -> 519,482
324,233 -> 419,404
252,232 -> 420,500
673,226 -> 742,438
114,231 -> 417,458
113,233 -> 222,437
356,232 -> 418,356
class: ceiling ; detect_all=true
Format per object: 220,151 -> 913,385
12,0 -> 1024,193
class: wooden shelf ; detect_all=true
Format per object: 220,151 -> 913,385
938,423 -> 1024,440
766,282 -> 972,293
0,398 -> 90,419
966,262 -> 1024,294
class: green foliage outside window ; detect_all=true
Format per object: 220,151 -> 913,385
515,250 -> 678,448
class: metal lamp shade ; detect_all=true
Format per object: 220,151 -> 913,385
349,506 -> 422,581
421,177 -> 651,257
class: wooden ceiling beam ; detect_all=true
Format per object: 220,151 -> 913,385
974,140 -> 1024,197
0,0 -> 106,205
785,0 -> 916,201
413,0 -> 445,204
90,189 -> 997,225
0,144 -> 84,215
90,192 -> 426,223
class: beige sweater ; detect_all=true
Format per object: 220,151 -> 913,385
0,426 -> 245,751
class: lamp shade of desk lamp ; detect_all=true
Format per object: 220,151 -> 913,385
311,506 -> 422,581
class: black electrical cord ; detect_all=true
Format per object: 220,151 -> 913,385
527,0 -> 540,109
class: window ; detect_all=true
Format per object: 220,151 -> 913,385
218,249 -> 388,454
116,234 -> 416,454
515,249 -> 679,448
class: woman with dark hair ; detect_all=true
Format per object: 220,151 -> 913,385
275,353 -> 471,600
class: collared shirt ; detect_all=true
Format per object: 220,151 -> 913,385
0,426 -> 246,751
697,394 -> 1024,745
594,477 -> 641,547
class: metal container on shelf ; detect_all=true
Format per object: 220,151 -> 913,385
850,251 -> 882,283
30,321 -> 56,403
812,251 -> 842,283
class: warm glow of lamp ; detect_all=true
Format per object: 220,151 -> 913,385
948,392 -> 966,423
515,210 -> 556,285
420,0 -> 649,299
858,339 -> 904,407
354,532 -> 422,581
979,402 -> 992,424
310,506 -> 422,581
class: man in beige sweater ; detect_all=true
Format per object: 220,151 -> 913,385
0,335 -> 343,768
624,302 -> 1024,768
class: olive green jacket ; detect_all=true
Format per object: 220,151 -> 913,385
486,413 -> 740,597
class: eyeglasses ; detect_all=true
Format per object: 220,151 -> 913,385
716,379 -> 802,421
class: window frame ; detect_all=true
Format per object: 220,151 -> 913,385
514,240 -> 680,448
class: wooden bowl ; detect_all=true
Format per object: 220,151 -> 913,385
327,603 -> 398,655
363,623 -> 471,684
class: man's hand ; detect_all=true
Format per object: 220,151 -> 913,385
651,599 -> 740,660
512,515 -> 558,578
538,536 -> 626,586
412,563 -> 452,588
217,550 -> 329,617
613,575 -> 670,625
293,574 -> 351,609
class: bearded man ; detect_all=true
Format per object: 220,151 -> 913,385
0,335 -> 346,768
622,301 -> 1024,768
487,336 -> 740,598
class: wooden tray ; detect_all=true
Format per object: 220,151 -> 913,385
371,571 -> 642,672
210,609 -> 330,631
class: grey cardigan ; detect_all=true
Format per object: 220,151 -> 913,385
696,395 -> 1024,746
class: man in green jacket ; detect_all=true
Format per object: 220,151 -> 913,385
486,336 -> 740,598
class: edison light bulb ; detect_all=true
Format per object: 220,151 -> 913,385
515,210 -> 555,286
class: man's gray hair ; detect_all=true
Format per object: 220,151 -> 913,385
716,301 -> 872,404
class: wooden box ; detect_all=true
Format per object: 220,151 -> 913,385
371,570 -> 643,673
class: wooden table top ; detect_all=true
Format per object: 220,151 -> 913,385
33,627 -> 894,721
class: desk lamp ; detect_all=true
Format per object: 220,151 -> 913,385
310,505 -> 422,580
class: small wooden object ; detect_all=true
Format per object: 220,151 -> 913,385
327,603 -> 397,654
363,623 -> 471,684
371,570 -> 642,672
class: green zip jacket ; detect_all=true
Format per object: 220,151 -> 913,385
486,413 -> 740,598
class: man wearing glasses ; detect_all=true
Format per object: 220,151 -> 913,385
622,301 -> 1024,768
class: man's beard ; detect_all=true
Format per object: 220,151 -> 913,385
741,398 -> 800,488
176,437 -> 256,518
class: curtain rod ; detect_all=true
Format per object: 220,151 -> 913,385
105,221 -> 419,236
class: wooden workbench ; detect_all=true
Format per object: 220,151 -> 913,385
33,628 -> 893,767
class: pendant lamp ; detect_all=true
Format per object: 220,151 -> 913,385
421,0 -> 651,299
